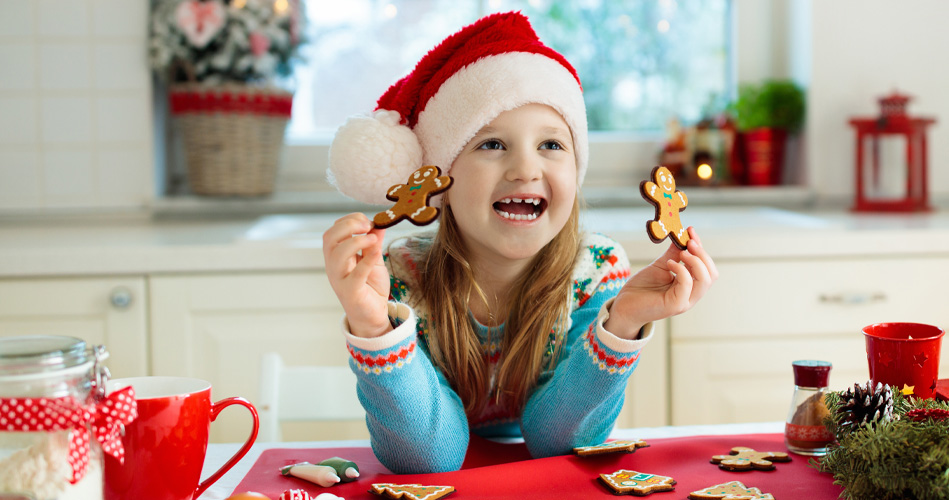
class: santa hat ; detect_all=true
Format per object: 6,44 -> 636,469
327,11 -> 588,205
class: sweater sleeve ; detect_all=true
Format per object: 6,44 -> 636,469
343,302 -> 469,473
520,235 -> 653,458
341,237 -> 470,473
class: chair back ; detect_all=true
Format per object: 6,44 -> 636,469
258,352 -> 364,442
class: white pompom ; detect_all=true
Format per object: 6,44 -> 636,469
327,109 -> 423,205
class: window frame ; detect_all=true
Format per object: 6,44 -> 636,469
276,1 -> 739,194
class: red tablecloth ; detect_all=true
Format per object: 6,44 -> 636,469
234,433 -> 842,499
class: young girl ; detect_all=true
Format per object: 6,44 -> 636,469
322,12 -> 717,474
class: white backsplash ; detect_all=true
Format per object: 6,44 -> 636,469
0,0 -> 153,211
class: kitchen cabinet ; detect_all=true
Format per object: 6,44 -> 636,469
149,271 -> 360,443
0,277 -> 148,379
148,267 -> 668,442
669,255 -> 949,425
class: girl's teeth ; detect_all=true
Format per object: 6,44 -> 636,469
495,209 -> 538,221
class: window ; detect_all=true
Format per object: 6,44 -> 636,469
287,0 -> 731,140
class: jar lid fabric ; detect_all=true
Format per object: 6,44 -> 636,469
0,335 -> 91,376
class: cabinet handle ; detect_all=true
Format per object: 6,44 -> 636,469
818,292 -> 886,305
110,287 -> 133,309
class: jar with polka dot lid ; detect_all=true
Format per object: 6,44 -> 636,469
0,335 -> 111,500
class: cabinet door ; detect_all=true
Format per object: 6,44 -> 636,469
149,272 -> 362,443
0,277 -> 148,379
670,256 -> 949,425
618,318 -> 669,428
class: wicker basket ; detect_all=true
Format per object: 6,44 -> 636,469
169,84 -> 293,196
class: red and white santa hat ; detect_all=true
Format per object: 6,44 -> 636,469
327,11 -> 588,205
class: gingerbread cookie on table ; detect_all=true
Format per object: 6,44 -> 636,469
599,470 -> 676,496
640,165 -> 690,249
573,439 -> 649,457
689,480 -> 774,499
369,483 -> 454,500
372,165 -> 453,228
710,447 -> 790,471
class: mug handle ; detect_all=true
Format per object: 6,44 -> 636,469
194,397 -> 260,498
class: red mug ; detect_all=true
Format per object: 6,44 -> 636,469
103,376 -> 259,500
863,322 -> 944,399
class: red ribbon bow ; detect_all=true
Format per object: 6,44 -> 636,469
0,386 -> 138,484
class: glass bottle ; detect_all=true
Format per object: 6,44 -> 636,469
0,335 -> 109,500
785,360 -> 834,456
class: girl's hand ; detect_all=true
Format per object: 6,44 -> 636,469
322,213 -> 392,338
605,227 -> 718,339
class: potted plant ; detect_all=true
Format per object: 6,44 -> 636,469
730,80 -> 805,186
149,0 -> 305,196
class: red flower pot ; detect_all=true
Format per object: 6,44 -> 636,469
742,127 -> 787,186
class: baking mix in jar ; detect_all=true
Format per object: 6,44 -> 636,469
784,359 -> 834,456
0,335 -> 135,500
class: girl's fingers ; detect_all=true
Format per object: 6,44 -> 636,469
680,249 -> 711,293
348,234 -> 383,284
322,213 -> 373,253
666,259 -> 693,310
687,227 -> 719,281
327,232 -> 380,279
651,241 -> 684,270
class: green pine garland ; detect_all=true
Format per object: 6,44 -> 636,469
814,385 -> 949,500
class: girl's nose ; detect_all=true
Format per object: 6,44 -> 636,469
504,149 -> 542,182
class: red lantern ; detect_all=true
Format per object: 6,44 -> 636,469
850,91 -> 935,212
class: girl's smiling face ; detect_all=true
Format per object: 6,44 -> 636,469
446,103 -> 577,265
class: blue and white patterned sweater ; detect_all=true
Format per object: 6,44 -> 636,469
341,232 -> 653,473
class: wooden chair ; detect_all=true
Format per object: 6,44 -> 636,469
257,352 -> 364,442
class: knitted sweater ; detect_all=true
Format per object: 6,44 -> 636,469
342,232 -> 653,473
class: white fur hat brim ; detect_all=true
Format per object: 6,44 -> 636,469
327,110 -> 423,205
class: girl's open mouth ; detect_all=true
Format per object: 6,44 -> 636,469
492,197 -> 547,221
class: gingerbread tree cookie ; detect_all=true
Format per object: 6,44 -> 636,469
689,480 -> 775,499
640,165 -> 690,249
573,439 -> 649,457
373,165 -> 453,229
599,470 -> 676,495
710,447 -> 791,471
369,483 -> 454,500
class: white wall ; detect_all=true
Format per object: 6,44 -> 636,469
0,0 -> 153,211
805,0 -> 948,202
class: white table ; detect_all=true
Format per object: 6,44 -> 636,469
198,422 -> 784,499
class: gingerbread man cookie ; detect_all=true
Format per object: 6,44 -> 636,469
373,165 -> 453,229
573,439 -> 649,457
640,165 -> 690,249
599,470 -> 676,496
710,447 -> 791,471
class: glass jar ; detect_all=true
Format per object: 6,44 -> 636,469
0,335 -> 109,500
784,359 -> 834,456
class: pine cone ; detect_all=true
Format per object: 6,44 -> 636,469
837,381 -> 894,429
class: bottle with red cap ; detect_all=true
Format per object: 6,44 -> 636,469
784,360 -> 834,455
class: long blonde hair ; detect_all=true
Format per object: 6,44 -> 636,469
416,198 -> 581,417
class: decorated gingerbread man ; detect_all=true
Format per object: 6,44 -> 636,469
640,165 -> 690,249
710,447 -> 791,471
373,165 -> 453,228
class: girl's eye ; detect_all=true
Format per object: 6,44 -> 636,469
478,140 -> 504,150
540,140 -> 563,150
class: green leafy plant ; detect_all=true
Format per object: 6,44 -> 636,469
731,79 -> 805,132
815,385 -> 949,500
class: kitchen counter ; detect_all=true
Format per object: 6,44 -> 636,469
3,206 -> 949,277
